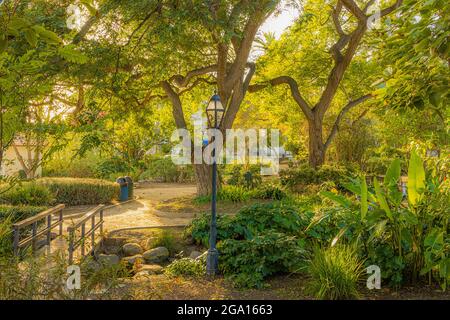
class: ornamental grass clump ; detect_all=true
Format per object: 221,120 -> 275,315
307,245 -> 364,300
165,258 -> 206,277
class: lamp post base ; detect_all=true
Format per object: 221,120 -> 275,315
206,248 -> 219,276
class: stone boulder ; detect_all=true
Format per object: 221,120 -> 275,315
98,254 -> 120,266
137,264 -> 164,275
143,247 -> 169,263
122,243 -> 143,256
189,250 -> 202,260
133,271 -> 150,280
121,254 -> 144,266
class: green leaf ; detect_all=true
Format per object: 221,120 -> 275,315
424,228 -> 444,250
360,176 -> 368,220
407,150 -> 426,205
58,45 -> 88,64
320,191 -> 352,208
429,91 -> 441,108
401,210 -> 418,225
384,158 -> 401,185
7,26 -> 20,37
373,178 -> 393,220
24,29 -> 38,47
8,17 -> 31,31
33,26 -> 62,44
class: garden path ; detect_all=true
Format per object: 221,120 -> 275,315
61,182 -> 198,233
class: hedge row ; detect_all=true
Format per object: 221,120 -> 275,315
0,178 -> 119,207
38,178 -> 119,206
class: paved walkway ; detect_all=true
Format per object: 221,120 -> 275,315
62,183 -> 198,234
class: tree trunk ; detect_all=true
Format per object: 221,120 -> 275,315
194,163 -> 222,197
194,164 -> 213,196
308,116 -> 326,168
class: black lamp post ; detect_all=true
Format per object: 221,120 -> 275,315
205,92 -> 224,276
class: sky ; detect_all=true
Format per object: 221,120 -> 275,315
260,3 -> 300,39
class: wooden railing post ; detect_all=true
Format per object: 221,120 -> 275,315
68,229 -> 74,265
13,226 -> 19,256
59,209 -> 63,236
81,223 -> 85,257
31,222 -> 37,253
46,215 -> 52,253
100,209 -> 104,235
91,215 -> 95,251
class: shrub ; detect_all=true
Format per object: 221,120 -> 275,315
0,216 -> 14,256
234,202 -> 311,238
307,245 -> 364,300
224,165 -> 262,189
196,184 -> 287,203
0,183 -> 54,206
0,205 -> 48,222
217,185 -> 251,202
140,157 -> 194,183
95,157 -> 134,180
165,258 -> 205,277
187,202 -> 311,246
43,153 -> 99,178
250,184 -> 287,200
37,178 -> 119,206
185,213 -> 239,247
218,231 -> 306,288
0,254 -> 129,299
279,164 -> 353,191
320,152 -> 450,289
0,206 -> 48,256
147,230 -> 179,255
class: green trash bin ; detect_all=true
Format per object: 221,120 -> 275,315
124,176 -> 133,200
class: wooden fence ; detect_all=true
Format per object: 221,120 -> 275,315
13,204 -> 65,256
67,204 -> 105,264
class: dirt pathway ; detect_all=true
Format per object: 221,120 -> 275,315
62,183 -> 198,234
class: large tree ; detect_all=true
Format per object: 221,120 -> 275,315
250,0 -> 403,168
69,0 -> 279,195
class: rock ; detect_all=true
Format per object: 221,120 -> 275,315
121,254 -> 144,266
103,245 -> 121,255
122,243 -> 143,256
84,259 -> 102,272
189,250 -> 202,259
133,271 -> 152,280
98,254 -> 120,266
137,264 -> 164,275
143,246 -> 169,263
103,237 -> 127,247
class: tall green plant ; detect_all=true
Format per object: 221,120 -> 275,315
321,152 -> 449,289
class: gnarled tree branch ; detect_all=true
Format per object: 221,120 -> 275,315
324,94 -> 372,149
249,76 -> 313,120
